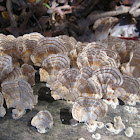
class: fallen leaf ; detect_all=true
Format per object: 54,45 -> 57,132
121,0 -> 136,5
43,31 -> 52,37
1,11 -> 18,21
1,11 -> 10,20
39,16 -> 50,29
93,17 -> 119,41
6,26 -> 19,37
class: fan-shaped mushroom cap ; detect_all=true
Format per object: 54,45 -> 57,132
77,48 -> 119,70
0,55 -> 13,81
31,37 -> 68,66
1,79 -> 38,119
114,75 -> 140,105
4,67 -> 23,81
72,97 -> 108,123
51,68 -> 79,101
51,67 -> 102,102
57,35 -> 77,51
4,64 -> 36,86
40,53 -> 70,86
57,35 -> 78,67
82,45 -> 120,65
16,32 -> 44,64
31,110 -> 53,133
90,67 -> 123,99
0,35 -> 22,65
102,36 -> 134,63
23,32 -> 44,41
21,64 -> 36,86
92,67 -> 123,87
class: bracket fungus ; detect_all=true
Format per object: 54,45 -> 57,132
1,79 -> 38,119
0,33 -> 140,138
72,97 -> 108,132
31,37 -> 68,66
114,75 -> 140,105
105,116 -> 125,134
92,133 -> 101,140
31,110 -> 53,134
0,55 -> 13,81
40,53 -> 70,87
124,127 -> 134,137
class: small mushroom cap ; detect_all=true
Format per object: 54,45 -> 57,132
103,98 -> 119,109
124,106 -> 138,114
114,116 -> 122,123
0,55 -> 13,81
113,116 -> 125,133
1,79 -> 38,119
129,107 -> 138,114
92,133 -> 101,140
86,120 -> 98,132
105,123 -> 115,133
124,106 -> 129,111
12,109 -> 26,120
97,122 -> 104,129
124,127 -> 134,137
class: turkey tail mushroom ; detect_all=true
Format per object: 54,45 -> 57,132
31,110 -> 53,134
1,79 -> 38,119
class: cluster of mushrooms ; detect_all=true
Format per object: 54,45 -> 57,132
0,33 -> 139,137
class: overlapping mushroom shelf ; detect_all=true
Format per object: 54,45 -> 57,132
0,33 -> 140,135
